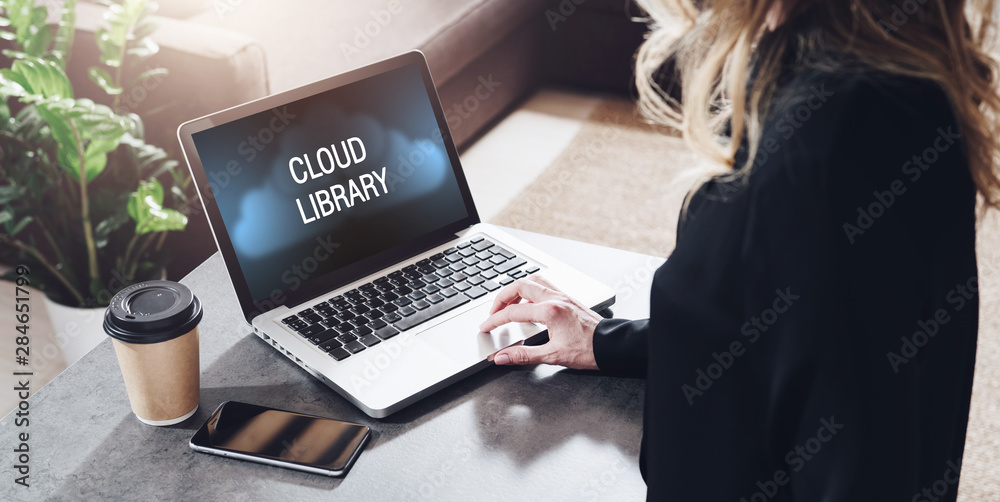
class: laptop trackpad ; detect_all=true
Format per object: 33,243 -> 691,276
419,302 -> 544,364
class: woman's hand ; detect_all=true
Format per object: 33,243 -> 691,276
479,275 -> 602,370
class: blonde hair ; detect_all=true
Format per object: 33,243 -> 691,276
634,0 -> 1000,208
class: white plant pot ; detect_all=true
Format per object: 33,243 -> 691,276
43,297 -> 107,368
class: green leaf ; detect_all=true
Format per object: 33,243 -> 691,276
51,0 -> 77,69
4,0 -> 36,47
29,5 -> 46,25
134,67 -> 167,84
127,177 -> 163,220
149,158 -> 178,179
170,184 -> 185,201
141,207 -> 186,234
13,104 -> 50,142
34,104 -> 79,177
126,36 -> 158,59
94,210 -> 130,248
124,114 -> 144,139
108,0 -> 148,43
95,28 -> 120,68
88,66 -> 123,95
0,67 -> 29,97
51,130 -> 124,183
131,17 -> 159,41
78,112 -> 132,140
97,0 -> 148,68
10,215 -> 32,235
35,97 -> 129,182
0,72 -> 27,99
0,2 -> 51,55
22,16 -> 51,57
0,208 -> 13,227
8,57 -> 73,100
128,178 -> 187,235
119,133 -> 179,179
54,142 -> 80,180
0,184 -> 25,204
1,49 -> 32,60
82,137 -> 120,182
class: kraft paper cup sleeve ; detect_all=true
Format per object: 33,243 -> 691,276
105,281 -> 203,426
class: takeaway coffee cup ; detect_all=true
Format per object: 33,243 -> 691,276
104,280 -> 203,426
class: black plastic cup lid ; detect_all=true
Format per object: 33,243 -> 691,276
104,280 -> 203,344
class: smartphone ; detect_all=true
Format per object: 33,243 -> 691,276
189,401 -> 371,476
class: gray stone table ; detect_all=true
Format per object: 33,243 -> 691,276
1,228 -> 661,501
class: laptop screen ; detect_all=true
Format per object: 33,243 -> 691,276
189,60 -> 471,311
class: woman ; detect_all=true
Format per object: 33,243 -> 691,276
480,0 -> 999,499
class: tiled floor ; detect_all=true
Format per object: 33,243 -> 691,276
460,88 -> 602,221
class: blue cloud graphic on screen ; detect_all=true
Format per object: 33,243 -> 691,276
229,108 -> 450,259
231,187 -> 291,258
192,61 -> 469,302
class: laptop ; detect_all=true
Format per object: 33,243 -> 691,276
177,51 -> 615,418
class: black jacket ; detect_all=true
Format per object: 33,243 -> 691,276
593,69 -> 979,501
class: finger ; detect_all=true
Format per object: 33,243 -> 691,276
524,273 -> 560,291
488,292 -> 521,317
492,343 -> 557,366
487,278 -> 557,315
525,274 -> 591,311
479,302 -> 554,332
488,285 -> 521,316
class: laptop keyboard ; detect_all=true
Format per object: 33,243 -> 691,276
279,236 -> 540,362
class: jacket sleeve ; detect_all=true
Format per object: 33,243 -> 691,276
592,318 -> 649,378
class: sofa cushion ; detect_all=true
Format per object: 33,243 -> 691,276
63,3 -> 268,153
152,0 -> 210,19
187,0 -> 545,93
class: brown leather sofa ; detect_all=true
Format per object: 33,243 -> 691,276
7,0 -> 646,277
151,0 -> 646,149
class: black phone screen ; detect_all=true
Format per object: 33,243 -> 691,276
191,401 -> 370,472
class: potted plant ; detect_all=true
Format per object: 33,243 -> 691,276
0,0 -> 193,361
